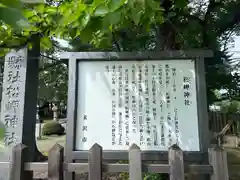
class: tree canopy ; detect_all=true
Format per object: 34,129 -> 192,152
0,0 -> 240,104
0,0 -> 237,50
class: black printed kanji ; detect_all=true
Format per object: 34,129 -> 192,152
184,99 -> 191,106
82,126 -> 87,131
184,91 -> 191,98
105,65 -> 109,71
183,84 -> 190,90
183,77 -> 190,83
82,137 -> 87,142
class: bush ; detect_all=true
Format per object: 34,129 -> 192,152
42,121 -> 65,136
119,160 -> 169,180
119,172 -> 168,180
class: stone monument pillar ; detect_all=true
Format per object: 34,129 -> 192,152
52,103 -> 58,121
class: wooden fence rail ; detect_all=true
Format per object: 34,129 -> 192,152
0,143 -> 231,180
209,111 -> 240,134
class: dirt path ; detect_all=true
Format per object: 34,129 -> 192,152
36,135 -> 65,153
34,135 -> 65,179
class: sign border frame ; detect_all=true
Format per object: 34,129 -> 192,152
61,50 -> 213,178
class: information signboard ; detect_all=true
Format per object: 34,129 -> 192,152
75,60 -> 199,151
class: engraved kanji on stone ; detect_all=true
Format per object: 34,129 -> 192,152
5,100 -> 19,111
4,114 -> 18,128
8,56 -> 24,69
4,132 -> 17,146
7,71 -> 20,83
6,84 -> 20,97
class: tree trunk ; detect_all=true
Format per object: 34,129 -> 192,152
157,0 -> 181,50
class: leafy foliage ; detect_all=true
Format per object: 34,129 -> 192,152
30,0 -> 240,106
118,160 -> 169,180
0,0 -> 165,54
66,0 -> 240,105
119,172 -> 168,180
0,0 -> 239,104
0,0 -> 27,28
215,100 -> 240,113
38,57 -> 68,102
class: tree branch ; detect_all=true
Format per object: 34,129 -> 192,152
112,32 -> 122,51
40,53 -> 59,62
204,0 -> 223,22
39,59 -> 66,72
201,1 -> 224,47
0,33 -> 40,49
40,53 -> 68,65
217,11 -> 240,36
0,38 -> 30,49
186,14 -> 204,24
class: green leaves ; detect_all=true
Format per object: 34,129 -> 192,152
102,11 -> 121,28
0,0 -> 22,9
0,0 -> 166,51
0,7 -> 22,27
0,0 -> 27,29
174,0 -> 188,9
108,0 -> 126,11
93,0 -> 126,17
93,4 -> 109,16
131,7 -> 142,25
80,13 -> 91,29
41,36 -> 52,50
23,10 -> 36,18
167,12 -> 177,18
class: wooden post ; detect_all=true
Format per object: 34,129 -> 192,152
9,144 -> 27,180
208,145 -> 229,180
88,143 -> 102,180
48,144 -> 64,180
168,144 -> 184,180
129,144 -> 142,180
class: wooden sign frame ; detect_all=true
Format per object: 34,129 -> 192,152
59,50 -> 213,180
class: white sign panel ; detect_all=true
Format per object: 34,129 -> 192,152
76,60 -> 200,151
